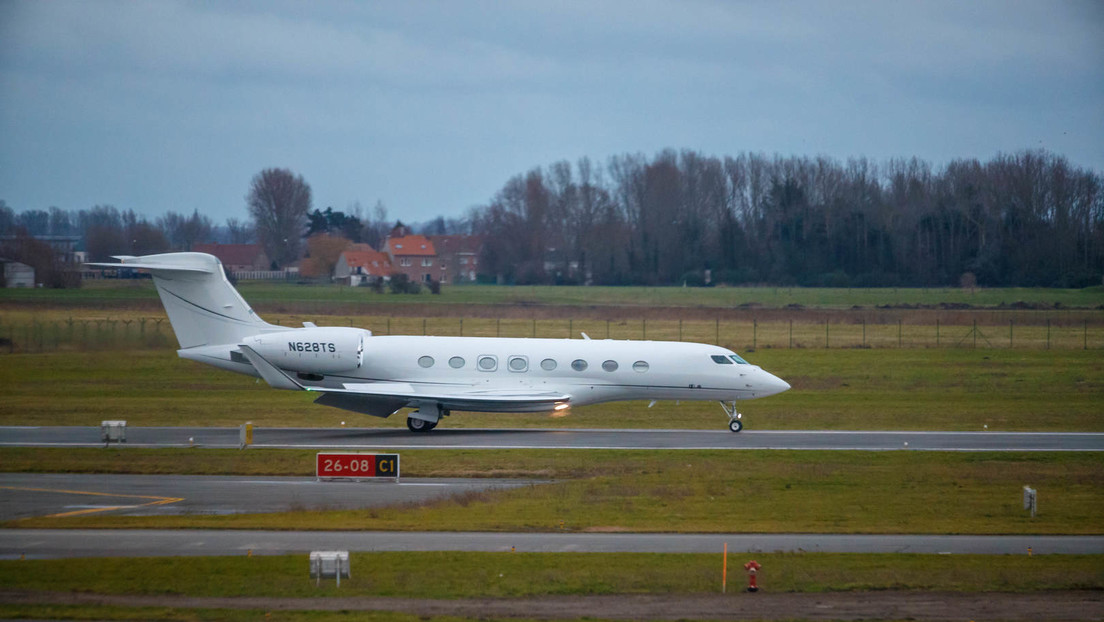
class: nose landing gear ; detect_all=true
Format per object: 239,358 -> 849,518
720,401 -> 743,433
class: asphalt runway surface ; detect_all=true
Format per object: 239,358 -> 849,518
4,529 -> 1101,559
0,473 -> 539,522
3,426 -> 1102,451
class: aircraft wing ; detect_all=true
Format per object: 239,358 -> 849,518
239,345 -> 570,417
315,382 -> 571,417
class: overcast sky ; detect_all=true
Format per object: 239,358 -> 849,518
1,0 -> 1101,225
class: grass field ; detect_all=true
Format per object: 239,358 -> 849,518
2,348 -> 1099,431
7,450 -> 1101,535
4,279 -> 1104,309
1,552 -> 1100,598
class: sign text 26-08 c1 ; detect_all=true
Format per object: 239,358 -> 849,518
316,453 -> 399,479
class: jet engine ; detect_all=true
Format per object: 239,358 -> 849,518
241,327 -> 369,374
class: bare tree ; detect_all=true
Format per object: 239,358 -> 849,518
224,218 -> 256,244
247,168 -> 312,268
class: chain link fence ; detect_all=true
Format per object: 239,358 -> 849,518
2,314 -> 1100,353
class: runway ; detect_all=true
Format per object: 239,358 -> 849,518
0,473 -> 540,522
2,426 -> 1102,451
3,529 -> 1100,559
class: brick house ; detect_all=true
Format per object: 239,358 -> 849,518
428,235 -> 484,283
383,235 -> 437,283
193,244 -> 269,272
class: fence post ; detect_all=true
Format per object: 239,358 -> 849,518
678,319 -> 682,342
898,319 -> 902,348
753,319 -> 757,350
459,317 -> 463,337
496,318 -> 500,338
1010,320 -> 1013,348
642,318 -> 646,340
422,318 -> 427,336
1085,320 -> 1089,350
1046,318 -> 1051,350
715,317 -> 719,345
862,319 -> 866,347
789,320 -> 793,349
936,318 -> 940,347
973,319 -> 978,349
825,320 -> 829,349
532,318 -> 536,338
569,319 -> 572,338
606,319 -> 610,339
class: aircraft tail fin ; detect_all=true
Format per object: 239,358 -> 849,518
87,252 -> 276,349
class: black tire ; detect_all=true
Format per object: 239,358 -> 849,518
407,417 -> 436,433
728,419 -> 743,433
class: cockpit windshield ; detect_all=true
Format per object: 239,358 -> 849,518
728,354 -> 748,365
710,355 -> 733,364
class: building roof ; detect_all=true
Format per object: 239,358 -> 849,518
386,235 -> 436,256
428,234 -> 484,255
193,244 -> 264,267
341,250 -> 392,276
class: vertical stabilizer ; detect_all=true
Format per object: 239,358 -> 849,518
90,253 -> 275,348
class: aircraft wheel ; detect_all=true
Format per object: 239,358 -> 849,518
728,419 -> 743,433
407,417 -> 436,433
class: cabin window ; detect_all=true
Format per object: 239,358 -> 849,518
711,355 -> 734,364
540,358 -> 557,371
602,360 -> 618,372
508,356 -> 528,372
477,355 -> 498,371
418,356 -> 435,368
633,361 -> 649,373
728,354 -> 749,365
571,359 -> 588,372
449,356 -> 465,369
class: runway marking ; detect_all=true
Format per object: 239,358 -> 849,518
0,486 -> 183,519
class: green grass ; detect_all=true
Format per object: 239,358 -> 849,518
8,450 -> 1102,534
2,349 -> 1100,430
3,280 -> 1103,309
0,607 -> 489,622
0,553 -> 1100,598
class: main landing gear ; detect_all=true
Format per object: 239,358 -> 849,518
406,417 -> 437,433
720,401 -> 743,433
406,405 -> 450,433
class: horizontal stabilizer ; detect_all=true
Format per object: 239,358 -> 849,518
85,254 -> 216,274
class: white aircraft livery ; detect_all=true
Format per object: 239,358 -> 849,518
89,253 -> 790,432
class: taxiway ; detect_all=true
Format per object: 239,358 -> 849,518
2,426 -> 1101,451
3,529 -> 1100,559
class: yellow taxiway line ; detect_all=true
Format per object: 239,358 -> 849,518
0,485 -> 183,519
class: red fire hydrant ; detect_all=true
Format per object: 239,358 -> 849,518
744,560 -> 761,592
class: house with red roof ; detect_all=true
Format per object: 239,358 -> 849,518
383,235 -> 437,283
335,248 -> 393,286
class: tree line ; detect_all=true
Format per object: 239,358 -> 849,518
2,151 -> 1102,288
471,149 -> 1103,287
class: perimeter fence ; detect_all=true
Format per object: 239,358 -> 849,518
1,314 -> 1102,353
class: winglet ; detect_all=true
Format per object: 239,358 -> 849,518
237,345 -> 303,391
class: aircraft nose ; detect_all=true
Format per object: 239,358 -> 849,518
761,371 -> 791,396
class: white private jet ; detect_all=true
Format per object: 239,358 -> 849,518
89,253 -> 789,432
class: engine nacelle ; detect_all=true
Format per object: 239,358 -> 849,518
241,327 -> 368,374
